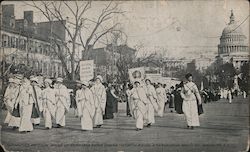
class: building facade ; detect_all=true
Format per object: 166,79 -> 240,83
218,10 -> 249,70
1,4 -> 66,78
88,44 -> 136,81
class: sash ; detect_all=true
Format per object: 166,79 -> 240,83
12,86 -> 21,117
93,86 -> 104,113
133,88 -> 148,119
145,86 -> 159,111
82,90 -> 95,119
32,86 -> 41,117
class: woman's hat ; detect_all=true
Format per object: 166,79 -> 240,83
14,74 -> 23,80
44,78 -> 52,84
76,80 -> 89,86
96,75 -> 103,82
30,77 -> 39,83
56,77 -> 63,83
8,78 -> 15,83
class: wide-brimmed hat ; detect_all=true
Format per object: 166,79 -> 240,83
30,77 -> 39,83
96,75 -> 103,82
56,77 -> 63,82
12,78 -> 21,85
76,80 -> 89,86
8,78 -> 15,83
14,74 -> 23,80
44,78 -> 52,84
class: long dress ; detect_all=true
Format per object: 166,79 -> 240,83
131,87 -> 149,129
156,87 -> 167,117
76,88 -> 95,130
104,89 -> 115,119
4,84 -> 20,126
92,83 -> 106,126
42,87 -> 56,129
174,90 -> 183,114
181,82 -> 201,127
126,89 -> 134,117
30,85 -> 43,125
54,84 -> 70,127
19,80 -> 34,132
144,84 -> 158,124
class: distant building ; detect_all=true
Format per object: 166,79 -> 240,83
217,10 -> 249,70
190,55 -> 216,73
88,44 -> 136,81
1,4 -> 67,78
162,58 -> 191,77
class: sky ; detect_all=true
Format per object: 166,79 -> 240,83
2,0 -> 249,59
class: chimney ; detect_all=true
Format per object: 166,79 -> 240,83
24,11 -> 33,24
2,4 -> 15,26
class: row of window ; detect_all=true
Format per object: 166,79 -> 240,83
13,58 -> 64,77
1,33 -> 60,59
219,46 -> 248,53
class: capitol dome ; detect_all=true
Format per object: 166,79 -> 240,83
218,10 -> 248,56
222,22 -> 243,36
217,10 -> 249,69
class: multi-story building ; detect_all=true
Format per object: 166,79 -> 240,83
1,4 -> 67,78
88,44 -> 136,81
217,10 -> 249,70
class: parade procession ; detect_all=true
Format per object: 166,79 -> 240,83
0,1 -> 249,152
2,72 -> 202,133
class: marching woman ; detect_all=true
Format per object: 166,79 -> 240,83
8,75 -> 23,129
30,77 -> 43,126
92,75 -> 107,128
18,76 -> 34,133
4,78 -> 21,129
144,79 -> 158,127
181,73 -> 202,129
76,81 -> 95,131
131,81 -> 149,131
156,82 -> 167,117
54,77 -> 70,128
4,78 -> 17,124
41,79 -> 56,129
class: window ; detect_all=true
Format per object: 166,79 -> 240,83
2,34 -> 8,47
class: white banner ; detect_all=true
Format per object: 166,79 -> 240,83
80,60 -> 94,82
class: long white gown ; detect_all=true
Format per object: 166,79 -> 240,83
42,87 -> 56,129
4,85 -> 20,125
91,83 -> 106,126
19,80 -> 34,132
131,87 -> 149,129
181,82 -> 201,127
144,84 -> 158,124
76,88 -> 95,130
54,84 -> 70,127
156,87 -> 167,117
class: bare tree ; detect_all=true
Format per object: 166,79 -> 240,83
25,1 -> 124,80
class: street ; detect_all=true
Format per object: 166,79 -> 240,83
0,96 -> 249,152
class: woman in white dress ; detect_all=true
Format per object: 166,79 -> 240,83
92,75 -> 106,128
156,83 -> 167,117
19,77 -> 34,133
76,81 -> 95,131
42,79 -> 56,129
131,81 -> 149,131
181,73 -> 202,129
144,79 -> 158,126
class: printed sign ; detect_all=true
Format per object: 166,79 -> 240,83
128,67 -> 145,83
79,60 -> 94,82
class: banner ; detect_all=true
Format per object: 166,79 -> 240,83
128,67 -> 145,83
80,60 -> 94,82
